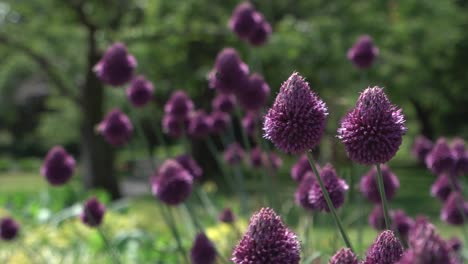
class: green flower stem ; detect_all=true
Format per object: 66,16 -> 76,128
205,137 -> 237,194
235,107 -> 251,152
305,152 -> 354,253
376,163 -> 391,230
162,204 -> 189,264
184,202 -> 203,233
233,166 -> 249,216
96,225 -> 121,264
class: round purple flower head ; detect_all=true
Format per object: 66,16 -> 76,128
347,35 -> 379,69
264,72 -> 328,154
151,159 -> 193,206
329,248 -> 359,264
0,217 -> 19,241
210,48 -> 249,94
441,192 -> 468,226
80,197 -> 106,227
164,90 -> 194,121
242,112 -> 259,137
162,114 -> 188,138
190,232 -> 217,264
266,152 -> 283,170
447,237 -> 462,252
338,87 -> 406,165
41,146 -> 76,186
295,172 -> 317,210
97,109 -> 133,146
237,73 -> 270,112
309,164 -> 349,212
390,210 -> 414,240
126,75 -> 154,107
250,146 -> 263,168
360,165 -> 400,203
223,143 -> 245,165
212,93 -> 236,113
188,111 -> 212,139
229,2 -> 257,39
210,111 -> 230,134
431,173 -> 460,201
219,207 -> 236,223
364,230 -> 403,264
175,154 -> 203,181
452,137 -> 468,176
248,14 -> 272,47
369,205 -> 386,231
411,135 -> 433,164
425,138 -> 455,175
291,154 -> 313,182
232,208 -> 301,264
94,42 -> 137,86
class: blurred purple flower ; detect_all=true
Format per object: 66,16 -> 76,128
266,152 -> 283,170
237,73 -> 270,112
188,111 -> 212,139
80,197 -> 106,227
441,192 -> 468,226
391,209 -> 414,240
364,230 -> 403,264
219,208 -> 235,223
151,159 -> 193,205
228,2 -> 257,39
94,42 -> 137,86
0,217 -> 19,241
425,138 -> 455,175
242,112 -> 259,137
210,111 -> 230,135
97,109 -> 133,146
264,72 -> 328,154
360,165 -> 400,203
162,114 -> 188,138
347,35 -> 379,69
212,93 -> 236,113
190,233 -> 217,264
223,143 -> 245,165
210,48 -> 249,94
411,135 -> 433,164
250,146 -> 263,168
368,205 -> 386,231
431,173 -> 460,201
447,237 -> 462,252
291,154 -> 313,182
309,164 -> 349,212
295,172 -> 317,210
329,248 -> 359,264
164,90 -> 194,121
41,146 -> 76,186
126,75 -> 154,107
452,137 -> 468,176
175,154 -> 203,180
338,87 -> 406,165
247,14 -> 272,46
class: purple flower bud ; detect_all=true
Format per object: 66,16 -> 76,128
411,135 -> 433,163
247,14 -> 272,46
0,217 -> 19,241
242,112 -> 258,137
250,146 -> 263,168
190,232 -> 217,264
40,146 -> 76,186
237,73 -> 270,111
368,205 -> 386,231
266,152 -> 283,170
219,207 -> 236,223
164,90 -> 194,121
364,230 -> 403,264
360,165 -> 400,203
229,2 -> 257,39
210,111 -> 230,134
210,48 -> 249,94
98,109 -> 133,146
329,248 -> 359,264
80,197 -> 106,227
441,192 -> 468,226
391,210 -> 414,240
175,154 -> 203,180
347,35 -> 379,69
291,154 -> 313,182
162,114 -> 188,138
338,87 -> 406,165
232,208 -> 300,264
295,172 -> 317,210
126,75 -> 154,107
264,72 -> 328,154
212,93 -> 236,113
151,160 -> 193,205
309,164 -> 349,212
223,143 -> 245,165
94,42 -> 137,86
452,137 -> 468,176
188,111 -> 212,139
431,173 -> 460,201
425,138 -> 455,175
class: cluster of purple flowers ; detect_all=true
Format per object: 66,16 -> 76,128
229,2 -> 272,46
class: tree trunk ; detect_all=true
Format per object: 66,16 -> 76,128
409,97 -> 434,140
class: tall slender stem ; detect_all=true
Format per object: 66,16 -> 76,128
376,163 -> 391,230
305,152 -> 354,253
164,205 -> 189,263
96,225 -> 121,264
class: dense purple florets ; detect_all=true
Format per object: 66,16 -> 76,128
0,217 -> 19,241
441,192 -> 468,226
190,233 -> 217,264
237,73 -> 270,112
228,2 -> 257,39
360,165 -> 400,203
329,248 -> 359,264
98,109 -> 133,146
175,154 -> 203,180
295,172 -> 317,210
41,146 -> 76,186
264,72 -> 328,154
364,230 -> 403,264
338,87 -> 406,165
80,197 -> 106,227
126,75 -> 154,107
431,173 -> 460,201
223,143 -> 245,165
247,15 -> 272,46
347,35 -> 379,69
425,138 -> 455,175
151,160 -> 193,205
452,137 -> 468,176
411,135 -> 433,164
188,111 -> 212,139
210,111 -> 230,134
309,164 -> 349,212
219,207 -> 235,223
94,42 -> 137,86
232,208 -> 300,264
212,93 -> 236,113
164,90 -> 194,121
209,48 -> 249,94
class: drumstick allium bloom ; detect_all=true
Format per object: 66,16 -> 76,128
94,42 -> 137,86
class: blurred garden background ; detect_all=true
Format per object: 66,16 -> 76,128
0,0 -> 468,263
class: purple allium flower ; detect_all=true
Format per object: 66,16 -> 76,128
0,217 -> 19,241
97,109 -> 133,146
264,72 -> 328,154
237,73 -> 270,111
164,90 -> 194,121
151,159 -> 193,205
162,114 -> 188,138
338,87 -> 406,165
250,146 -> 263,168
228,2 -> 257,39
447,237 -> 462,252
188,111 -> 212,139
369,205 -> 386,231
190,233 -> 217,264
242,112 -> 259,137
441,192 -> 468,226
175,154 -> 203,180
80,197 -> 106,227
291,154 -> 313,182
212,93 -> 236,113
425,138 -> 455,175
40,146 -> 76,186
452,137 -> 468,176
210,48 -> 249,94
295,172 -> 317,210
94,42 -> 137,86
431,173 -> 460,201
219,207 -> 236,223
360,165 -> 400,203
247,14 -> 272,46
126,75 -> 154,107
411,135 -> 433,164
390,210 -> 414,240
232,208 -> 301,264
347,35 -> 379,69
266,152 -> 283,170
223,143 -> 245,165
329,248 -> 359,264
309,164 -> 349,212
364,230 -> 403,264
210,111 -> 230,134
